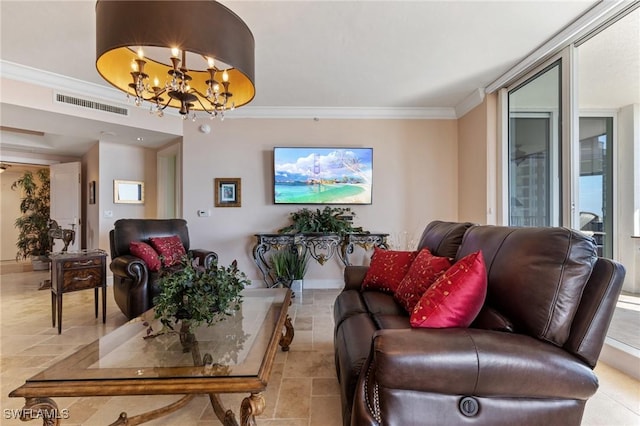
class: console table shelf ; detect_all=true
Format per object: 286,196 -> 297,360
253,232 -> 388,287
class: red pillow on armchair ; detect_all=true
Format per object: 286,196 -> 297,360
361,247 -> 418,294
149,235 -> 187,268
129,241 -> 162,272
394,249 -> 452,313
410,250 -> 487,328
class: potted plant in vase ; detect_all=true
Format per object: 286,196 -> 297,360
288,249 -> 310,294
269,250 -> 293,288
269,249 -> 310,295
148,256 -> 250,352
11,169 -> 52,270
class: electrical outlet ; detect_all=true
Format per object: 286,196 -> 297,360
104,210 -> 113,218
197,209 -> 210,217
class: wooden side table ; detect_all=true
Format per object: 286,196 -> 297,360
50,250 -> 107,334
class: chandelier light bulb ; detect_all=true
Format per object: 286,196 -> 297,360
207,57 -> 215,68
222,70 -> 229,82
153,77 -> 159,87
137,47 -> 144,59
171,47 -> 180,58
131,60 -> 138,72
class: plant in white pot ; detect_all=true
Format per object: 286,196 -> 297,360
269,249 -> 310,295
288,249 -> 310,294
11,169 -> 52,270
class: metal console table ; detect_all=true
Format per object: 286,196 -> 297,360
252,232 -> 388,287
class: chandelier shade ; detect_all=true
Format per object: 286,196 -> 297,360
96,0 -> 255,118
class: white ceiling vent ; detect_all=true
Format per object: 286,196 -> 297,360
55,93 -> 129,116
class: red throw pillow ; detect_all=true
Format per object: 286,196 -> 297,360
394,249 -> 453,313
361,247 -> 418,294
129,241 -> 162,272
149,235 -> 187,268
410,251 -> 487,329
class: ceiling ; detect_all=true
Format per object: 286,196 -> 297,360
0,0 -> 637,159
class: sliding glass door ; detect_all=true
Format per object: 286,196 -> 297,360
578,116 -> 614,258
508,62 -> 562,227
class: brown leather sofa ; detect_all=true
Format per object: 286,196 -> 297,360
333,220 -> 625,426
109,218 -> 218,319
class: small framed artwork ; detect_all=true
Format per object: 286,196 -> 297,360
214,178 -> 241,207
88,181 -> 96,204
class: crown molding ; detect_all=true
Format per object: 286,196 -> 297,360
454,88 -> 486,118
1,60 -> 129,107
1,60 -> 457,120
229,106 -> 457,120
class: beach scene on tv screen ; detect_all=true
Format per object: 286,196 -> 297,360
274,148 -> 373,204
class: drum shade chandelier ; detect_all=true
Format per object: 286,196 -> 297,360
95,0 -> 255,120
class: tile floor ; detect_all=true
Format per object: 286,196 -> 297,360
1,269 -> 638,425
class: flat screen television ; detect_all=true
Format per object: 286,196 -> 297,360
274,147 -> 373,204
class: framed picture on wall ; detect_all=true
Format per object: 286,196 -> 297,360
214,178 -> 241,207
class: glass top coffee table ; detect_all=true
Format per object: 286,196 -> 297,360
9,288 -> 294,426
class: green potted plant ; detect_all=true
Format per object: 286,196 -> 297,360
147,257 -> 250,349
11,169 -> 52,270
270,250 -> 294,288
288,249 -> 310,294
277,206 -> 367,236
269,249 -> 310,294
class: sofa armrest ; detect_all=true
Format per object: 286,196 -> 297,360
370,328 -> 598,399
110,254 -> 147,284
344,266 -> 369,291
189,249 -> 218,269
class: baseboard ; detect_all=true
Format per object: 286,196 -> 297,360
600,337 -> 640,380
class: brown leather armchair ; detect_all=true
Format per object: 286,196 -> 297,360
109,218 -> 218,319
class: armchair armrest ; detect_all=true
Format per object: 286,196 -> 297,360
344,265 -> 369,291
110,254 -> 147,286
189,249 -> 218,269
370,328 -> 597,399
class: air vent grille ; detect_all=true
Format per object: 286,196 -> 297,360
55,94 -> 129,116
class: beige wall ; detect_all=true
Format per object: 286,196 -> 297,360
181,118 -> 459,287
457,93 -> 498,225
97,141 -> 158,254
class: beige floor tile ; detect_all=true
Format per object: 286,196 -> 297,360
274,378 -> 311,418
2,270 -> 639,426
310,395 -> 342,426
312,377 -> 341,396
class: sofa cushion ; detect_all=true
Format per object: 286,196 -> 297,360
416,220 -> 475,258
471,305 -> 515,332
334,290 -> 369,330
410,251 -> 487,328
361,248 -> 417,294
149,235 -> 187,267
394,249 -> 452,313
129,241 -> 162,272
362,291 -> 406,317
456,226 -> 597,346
372,314 -> 411,330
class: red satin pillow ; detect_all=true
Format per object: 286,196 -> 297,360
394,249 -> 453,313
149,235 -> 187,268
361,248 -> 418,294
410,251 -> 487,329
129,241 -> 162,272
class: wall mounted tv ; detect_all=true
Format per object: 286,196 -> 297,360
274,147 -> 373,205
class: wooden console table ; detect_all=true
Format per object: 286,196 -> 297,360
252,233 -> 388,287
50,249 -> 107,334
